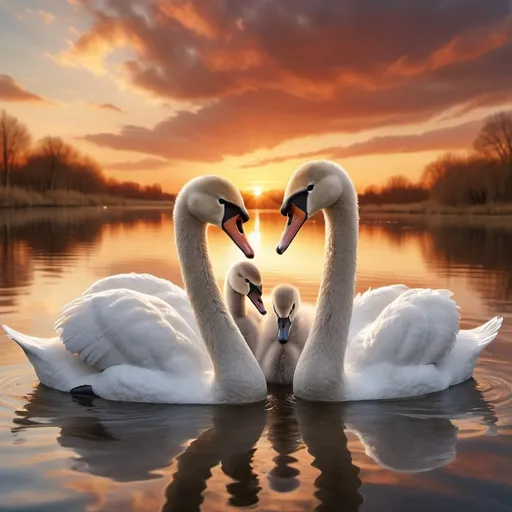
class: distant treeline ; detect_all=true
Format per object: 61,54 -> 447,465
360,110 -> 512,206
0,110 -> 173,202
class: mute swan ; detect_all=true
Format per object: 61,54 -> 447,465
3,176 -> 267,404
256,285 -> 313,385
276,160 -> 503,402
224,261 -> 267,354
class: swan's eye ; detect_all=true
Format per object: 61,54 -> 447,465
307,184 -> 314,192
218,198 -> 225,204
291,303 -> 296,311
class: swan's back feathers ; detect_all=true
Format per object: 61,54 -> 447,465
348,289 -> 460,369
349,284 -> 409,340
56,289 -> 211,374
83,273 -> 199,335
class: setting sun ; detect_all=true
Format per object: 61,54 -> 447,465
253,187 -> 263,197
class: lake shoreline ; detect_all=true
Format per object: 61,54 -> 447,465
359,201 -> 512,217
0,202 -> 174,209
0,186 -> 174,209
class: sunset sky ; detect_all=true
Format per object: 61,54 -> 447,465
0,0 -> 511,194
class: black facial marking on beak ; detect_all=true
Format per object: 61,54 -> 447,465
221,201 -> 254,258
222,201 -> 249,225
247,281 -> 266,315
280,189 -> 308,217
277,189 -> 309,255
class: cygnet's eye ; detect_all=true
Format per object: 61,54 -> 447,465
307,184 -> 314,192
291,303 -> 296,311
245,278 -> 249,283
218,198 -> 225,204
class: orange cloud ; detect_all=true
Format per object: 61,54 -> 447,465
241,119 -> 484,168
60,1 -> 512,163
57,1 -> 512,101
0,74 -> 47,103
105,158 -> 172,171
88,102 -> 123,113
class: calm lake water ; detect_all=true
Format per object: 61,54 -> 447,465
0,207 -> 511,512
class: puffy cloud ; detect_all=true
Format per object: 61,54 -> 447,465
0,74 -> 47,103
66,0 -> 512,161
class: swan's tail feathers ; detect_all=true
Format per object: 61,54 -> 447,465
2,324 -> 98,393
471,316 -> 503,349
2,324 -> 50,355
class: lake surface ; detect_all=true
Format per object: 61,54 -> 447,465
0,207 -> 511,512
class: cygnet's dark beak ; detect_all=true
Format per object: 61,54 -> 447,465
247,282 -> 267,315
277,316 -> 292,344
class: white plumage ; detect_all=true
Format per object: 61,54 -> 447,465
278,160 -> 503,402
3,176 -> 267,404
343,285 -> 501,400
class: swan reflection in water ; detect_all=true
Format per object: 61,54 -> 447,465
11,379 -> 498,511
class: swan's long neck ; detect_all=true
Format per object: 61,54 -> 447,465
295,181 -> 358,400
224,284 -> 246,318
174,196 -> 265,401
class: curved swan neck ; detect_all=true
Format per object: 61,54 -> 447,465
173,195 -> 264,401
295,175 -> 358,399
224,283 -> 246,318
313,192 -> 358,357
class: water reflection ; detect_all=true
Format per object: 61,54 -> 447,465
12,386 -> 216,482
266,386 -> 302,493
162,404 -> 265,511
362,215 -> 512,307
4,374 -> 506,510
0,208 -> 168,314
1,208 -> 512,511
295,401 -> 364,511
344,379 -> 498,473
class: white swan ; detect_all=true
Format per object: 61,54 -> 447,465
3,176 -> 267,404
276,160 -> 503,401
256,285 -> 313,385
224,261 -> 267,354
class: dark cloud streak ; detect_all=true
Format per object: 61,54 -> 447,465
0,74 -> 47,103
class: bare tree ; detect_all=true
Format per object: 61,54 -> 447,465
34,136 -> 75,190
421,153 -> 458,189
385,175 -> 413,189
474,111 -> 512,167
0,110 -> 32,187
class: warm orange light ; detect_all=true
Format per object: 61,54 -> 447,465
253,186 -> 263,197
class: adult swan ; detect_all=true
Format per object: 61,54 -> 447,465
276,160 -> 503,402
3,176 -> 267,404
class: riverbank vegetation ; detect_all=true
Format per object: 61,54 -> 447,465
243,111 -> 512,216
0,110 -> 173,207
359,110 -> 512,212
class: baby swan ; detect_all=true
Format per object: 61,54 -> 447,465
257,285 -> 313,385
225,261 -> 267,354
